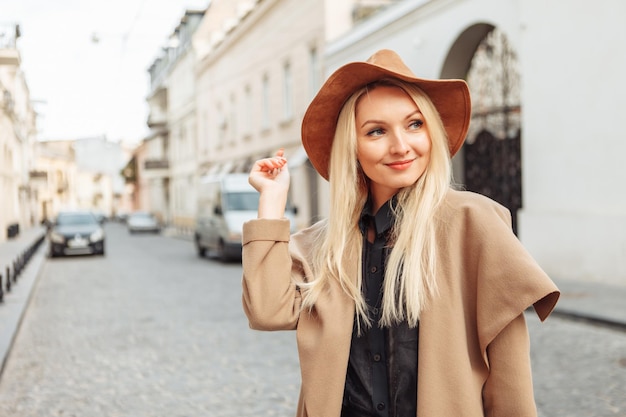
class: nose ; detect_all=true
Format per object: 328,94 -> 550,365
389,130 -> 410,155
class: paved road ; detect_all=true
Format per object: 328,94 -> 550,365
528,314 -> 626,417
0,223 -> 300,417
0,223 -> 624,416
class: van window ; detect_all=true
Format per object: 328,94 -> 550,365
224,192 -> 259,211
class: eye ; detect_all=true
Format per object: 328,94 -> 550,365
409,119 -> 424,130
366,127 -> 385,137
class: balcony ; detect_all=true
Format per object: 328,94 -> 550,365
29,170 -> 48,182
0,23 -> 21,65
0,49 -> 19,65
144,159 -> 169,170
142,158 -> 169,181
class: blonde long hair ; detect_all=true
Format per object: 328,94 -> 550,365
300,79 -> 453,329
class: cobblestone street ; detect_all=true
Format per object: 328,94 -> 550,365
0,225 -> 300,417
528,314 -> 626,417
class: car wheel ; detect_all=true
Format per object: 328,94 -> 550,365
195,236 -> 206,258
217,240 -> 230,263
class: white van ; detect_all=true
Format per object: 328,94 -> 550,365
194,173 -> 296,261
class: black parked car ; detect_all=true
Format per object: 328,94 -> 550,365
47,210 -> 106,257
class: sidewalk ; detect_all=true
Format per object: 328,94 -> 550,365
550,277 -> 626,330
0,226 -> 47,373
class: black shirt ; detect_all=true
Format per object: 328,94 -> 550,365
342,198 -> 418,417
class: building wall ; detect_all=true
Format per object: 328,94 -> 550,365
0,33 -> 38,240
168,45 -> 199,230
517,0 -> 626,284
140,136 -> 170,222
195,0 -> 357,229
0,111 -> 19,241
72,137 -> 126,218
34,141 -> 79,220
196,0 -> 325,163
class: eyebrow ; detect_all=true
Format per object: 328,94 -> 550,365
359,110 -> 424,129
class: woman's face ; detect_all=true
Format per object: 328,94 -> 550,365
355,85 -> 432,210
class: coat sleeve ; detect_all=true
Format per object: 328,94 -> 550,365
470,197 -> 560,358
462,195 -> 559,415
482,313 -> 537,417
241,218 -> 302,331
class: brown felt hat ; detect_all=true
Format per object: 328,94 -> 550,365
301,49 -> 471,180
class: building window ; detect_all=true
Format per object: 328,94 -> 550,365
262,74 -> 270,129
283,60 -> 293,120
180,125 -> 186,160
230,93 -> 237,144
309,46 -> 320,99
244,84 -> 252,138
216,102 -> 226,149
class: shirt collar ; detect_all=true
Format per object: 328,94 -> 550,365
359,195 -> 397,237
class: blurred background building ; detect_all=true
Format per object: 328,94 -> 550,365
0,22 -> 38,239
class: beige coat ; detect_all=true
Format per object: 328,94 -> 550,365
242,189 -> 560,417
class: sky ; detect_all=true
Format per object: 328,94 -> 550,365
1,0 -> 209,144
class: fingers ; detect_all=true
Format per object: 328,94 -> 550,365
258,148 -> 287,173
258,158 -> 286,173
249,148 -> 290,193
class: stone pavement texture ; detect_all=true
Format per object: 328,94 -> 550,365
0,225 -> 624,374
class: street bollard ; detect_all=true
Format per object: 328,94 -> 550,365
0,234 -> 47,307
13,260 -> 19,282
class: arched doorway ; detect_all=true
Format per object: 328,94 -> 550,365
442,25 -> 523,234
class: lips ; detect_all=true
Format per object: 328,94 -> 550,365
386,159 -> 415,170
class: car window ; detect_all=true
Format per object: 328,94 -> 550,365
224,192 -> 259,211
130,213 -> 153,220
57,213 -> 98,225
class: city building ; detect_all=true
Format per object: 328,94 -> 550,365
143,10 -> 206,228
33,140 -> 78,221
192,0 -> 394,229
0,22 -> 39,241
34,137 -> 126,220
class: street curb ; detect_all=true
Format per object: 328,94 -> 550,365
0,241 -> 47,377
550,309 -> 626,333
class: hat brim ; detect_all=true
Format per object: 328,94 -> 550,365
301,58 -> 471,180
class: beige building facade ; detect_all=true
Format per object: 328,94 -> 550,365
135,1 -> 400,231
33,140 -> 78,221
0,23 -> 39,242
145,10 -> 205,228
33,138 -> 124,221
193,0 -> 374,229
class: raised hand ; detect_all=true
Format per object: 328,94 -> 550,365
249,149 -> 290,219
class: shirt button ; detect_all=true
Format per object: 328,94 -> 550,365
373,353 -> 381,362
370,266 -> 377,273
377,402 -> 385,411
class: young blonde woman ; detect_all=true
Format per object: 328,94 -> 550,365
242,49 -> 560,417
